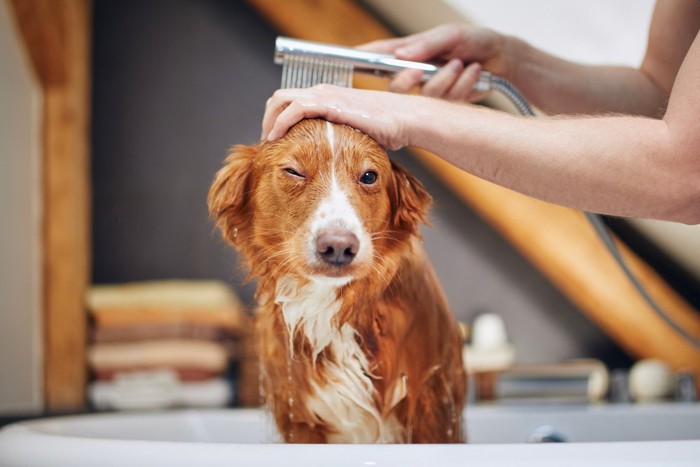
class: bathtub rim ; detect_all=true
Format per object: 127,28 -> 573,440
1,405 -> 700,467
1,422 -> 699,467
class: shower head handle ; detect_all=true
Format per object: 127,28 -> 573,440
274,36 -> 439,81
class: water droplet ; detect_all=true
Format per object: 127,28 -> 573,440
286,349 -> 295,441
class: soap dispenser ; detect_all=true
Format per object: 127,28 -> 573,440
463,313 -> 515,401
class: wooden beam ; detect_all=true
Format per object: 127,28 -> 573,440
247,0 -> 700,379
9,0 -> 92,411
247,0 -> 390,46
414,150 -> 700,373
7,0 -> 67,86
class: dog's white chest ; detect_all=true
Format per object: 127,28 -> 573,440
274,277 -> 404,443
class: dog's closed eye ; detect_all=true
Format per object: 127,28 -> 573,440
284,167 -> 306,178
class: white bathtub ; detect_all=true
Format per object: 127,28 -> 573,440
0,403 -> 698,466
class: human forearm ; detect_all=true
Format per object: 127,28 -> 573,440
362,24 -> 669,117
409,97 -> 698,223
263,3 -> 700,224
504,37 -> 667,116
263,27 -> 700,224
265,87 -> 698,223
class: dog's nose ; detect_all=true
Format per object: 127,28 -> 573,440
316,230 -> 359,266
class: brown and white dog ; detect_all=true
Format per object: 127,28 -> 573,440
209,119 -> 465,443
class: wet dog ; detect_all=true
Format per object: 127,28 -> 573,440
209,119 -> 465,443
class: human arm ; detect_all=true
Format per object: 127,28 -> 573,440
264,64 -> 699,224
262,1 -> 700,223
362,0 -> 697,117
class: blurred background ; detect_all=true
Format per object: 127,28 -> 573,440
1,0 -> 699,422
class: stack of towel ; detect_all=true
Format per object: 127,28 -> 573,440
87,280 -> 246,411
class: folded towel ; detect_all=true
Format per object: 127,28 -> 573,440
87,339 -> 229,373
91,322 -> 234,344
87,280 -> 246,333
93,368 -> 221,382
88,369 -> 233,410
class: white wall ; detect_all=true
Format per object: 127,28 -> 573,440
0,0 -> 43,413
445,0 -> 655,66
366,0 -> 654,66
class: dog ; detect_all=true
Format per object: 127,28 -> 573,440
209,118 -> 465,443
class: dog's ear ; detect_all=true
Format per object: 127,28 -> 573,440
208,144 -> 258,246
389,160 -> 432,234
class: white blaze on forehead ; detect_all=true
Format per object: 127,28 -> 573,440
326,121 -> 336,160
307,122 -> 372,265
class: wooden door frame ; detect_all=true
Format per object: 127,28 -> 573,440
8,0 -> 91,411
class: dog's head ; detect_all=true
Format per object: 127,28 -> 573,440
208,119 -> 431,285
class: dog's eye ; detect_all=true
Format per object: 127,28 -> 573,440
359,171 -> 378,185
284,168 -> 305,178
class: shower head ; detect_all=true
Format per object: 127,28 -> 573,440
274,36 -> 440,77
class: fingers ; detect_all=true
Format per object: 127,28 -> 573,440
446,62 -> 484,101
262,86 -> 354,141
262,89 -> 301,141
358,25 -> 464,62
388,68 -> 424,93
267,99 -> 316,141
419,61 -> 484,102
422,58 -> 464,98
261,92 -> 284,140
357,37 -> 412,54
263,89 -> 316,141
393,24 -> 463,62
358,25 -> 492,99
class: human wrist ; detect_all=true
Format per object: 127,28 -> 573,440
402,95 -> 440,149
404,96 -> 465,151
501,34 -> 531,86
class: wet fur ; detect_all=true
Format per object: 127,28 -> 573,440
209,119 -> 465,443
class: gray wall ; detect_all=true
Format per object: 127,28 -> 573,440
91,0 -> 631,368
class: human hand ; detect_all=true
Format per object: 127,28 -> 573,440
359,24 -> 511,102
263,84 -> 431,150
